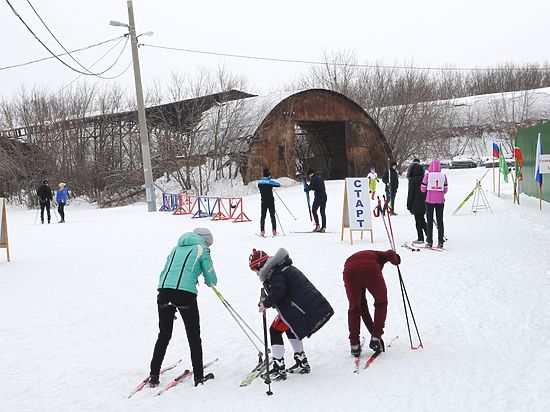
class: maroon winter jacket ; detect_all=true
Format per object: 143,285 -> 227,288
344,249 -> 400,273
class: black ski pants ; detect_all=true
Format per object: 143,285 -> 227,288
270,325 -> 297,346
58,203 -> 65,221
40,200 -> 51,223
312,195 -> 327,229
414,213 -> 427,241
260,200 -> 276,232
425,203 -> 444,244
150,289 -> 204,382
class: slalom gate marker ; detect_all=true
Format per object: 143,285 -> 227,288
173,193 -> 196,215
172,194 -> 251,223
159,192 -> 182,212
227,197 -> 251,223
192,196 -> 219,219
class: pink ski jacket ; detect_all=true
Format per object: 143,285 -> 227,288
420,159 -> 448,204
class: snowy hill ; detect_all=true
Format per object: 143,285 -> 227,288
1,169 -> 549,412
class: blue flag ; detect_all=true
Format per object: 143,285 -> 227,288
535,133 -> 543,188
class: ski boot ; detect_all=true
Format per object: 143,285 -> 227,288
148,374 -> 160,388
261,357 -> 286,381
350,344 -> 362,358
194,372 -> 215,387
288,351 -> 311,374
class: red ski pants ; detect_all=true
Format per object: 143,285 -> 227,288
343,267 -> 388,345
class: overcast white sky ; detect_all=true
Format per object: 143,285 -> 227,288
1,0 -> 549,102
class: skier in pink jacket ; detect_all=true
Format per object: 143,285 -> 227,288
420,159 -> 448,248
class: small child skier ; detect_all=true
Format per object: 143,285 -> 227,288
249,248 -> 333,380
367,167 -> 379,200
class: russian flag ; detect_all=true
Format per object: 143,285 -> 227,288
492,142 -> 500,158
535,133 -> 543,188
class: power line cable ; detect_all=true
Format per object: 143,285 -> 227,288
4,0 -> 127,78
25,0 -> 111,76
0,36 -> 125,72
141,43 -> 550,73
55,37 -> 132,96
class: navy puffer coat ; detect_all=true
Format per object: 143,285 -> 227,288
259,248 -> 334,340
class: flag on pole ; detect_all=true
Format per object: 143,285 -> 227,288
535,133 -> 543,188
498,143 -> 509,183
514,147 -> 524,181
492,142 -> 500,158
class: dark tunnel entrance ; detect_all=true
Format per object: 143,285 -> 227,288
294,121 -> 347,179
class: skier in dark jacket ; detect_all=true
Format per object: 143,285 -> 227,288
304,168 -> 327,232
343,249 -> 400,357
36,180 -> 53,224
249,247 -> 334,380
382,161 -> 399,215
406,162 -> 427,244
257,168 -> 281,237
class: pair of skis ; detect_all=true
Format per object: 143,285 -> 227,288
353,336 -> 398,373
240,358 -> 273,387
401,242 -> 444,252
128,358 -> 218,399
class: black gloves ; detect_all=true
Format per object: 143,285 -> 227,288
369,337 -> 385,353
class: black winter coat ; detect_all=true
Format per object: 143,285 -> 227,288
260,248 -> 333,340
382,169 -> 399,192
37,184 -> 53,202
305,175 -> 327,200
407,163 -> 426,214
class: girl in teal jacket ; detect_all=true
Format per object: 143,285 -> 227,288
149,228 -> 217,387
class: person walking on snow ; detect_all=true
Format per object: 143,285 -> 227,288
249,248 -> 334,381
149,228 -> 217,388
367,167 -> 379,200
382,161 -> 399,215
56,182 -> 69,223
406,162 -> 427,244
37,180 -> 53,224
258,168 -> 281,237
343,249 -> 400,357
304,168 -> 327,232
420,159 -> 448,248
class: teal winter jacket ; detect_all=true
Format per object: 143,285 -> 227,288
157,232 -> 217,294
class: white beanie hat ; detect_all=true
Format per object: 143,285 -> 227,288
193,227 -> 213,247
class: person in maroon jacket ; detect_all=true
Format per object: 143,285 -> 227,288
343,249 -> 400,357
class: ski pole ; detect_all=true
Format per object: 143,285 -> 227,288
379,197 -> 423,348
274,211 -> 285,236
384,196 -> 396,251
261,288 -> 273,396
397,266 -> 424,350
377,196 -> 394,251
398,269 -> 414,349
211,286 -> 264,353
274,190 -> 297,220
302,177 -> 312,221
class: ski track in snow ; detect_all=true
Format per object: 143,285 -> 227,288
1,168 -> 549,412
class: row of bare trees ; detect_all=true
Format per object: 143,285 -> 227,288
293,51 -> 550,166
1,56 -> 549,203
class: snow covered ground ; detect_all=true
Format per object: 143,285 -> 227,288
1,168 -> 549,412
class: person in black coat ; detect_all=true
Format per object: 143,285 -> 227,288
249,247 -> 334,380
36,180 -> 53,224
304,168 -> 327,232
257,168 -> 281,236
382,161 -> 399,215
406,162 -> 427,244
